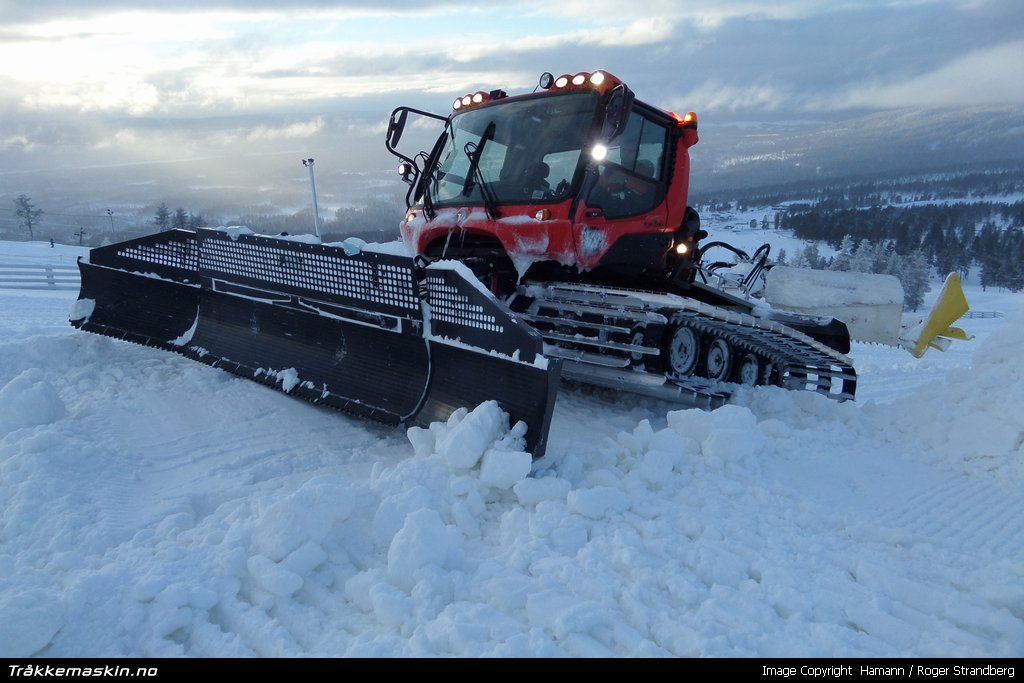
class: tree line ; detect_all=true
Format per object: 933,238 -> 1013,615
780,201 -> 1024,293
153,203 -> 207,231
692,162 -> 1024,214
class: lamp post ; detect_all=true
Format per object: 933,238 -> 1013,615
302,158 -> 322,241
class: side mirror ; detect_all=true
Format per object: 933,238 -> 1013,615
387,108 -> 409,150
601,84 -> 634,143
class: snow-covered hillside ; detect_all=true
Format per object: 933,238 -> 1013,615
1,238 -> 1022,658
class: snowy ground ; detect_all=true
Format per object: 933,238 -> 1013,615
1,239 -> 1022,658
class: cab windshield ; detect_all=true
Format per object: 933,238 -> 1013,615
428,90 -> 599,207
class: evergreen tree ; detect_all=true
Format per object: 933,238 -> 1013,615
171,208 -> 189,230
900,250 -> 931,312
1004,229 -> 1024,292
796,243 -> 825,270
849,239 -> 876,274
883,249 -> 901,277
154,203 -> 171,231
829,235 -> 857,272
873,239 -> 896,274
974,223 -> 1000,291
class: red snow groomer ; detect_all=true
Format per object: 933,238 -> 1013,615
71,70 -> 970,457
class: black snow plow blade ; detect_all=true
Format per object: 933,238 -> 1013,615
70,228 -> 561,457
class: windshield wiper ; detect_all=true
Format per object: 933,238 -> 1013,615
415,127 -> 453,222
461,121 -> 501,219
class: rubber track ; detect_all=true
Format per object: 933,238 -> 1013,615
517,281 -> 857,403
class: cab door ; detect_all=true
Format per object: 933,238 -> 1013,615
572,108 -> 671,273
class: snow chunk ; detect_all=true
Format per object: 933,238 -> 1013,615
514,476 -> 572,506
247,554 -> 304,597
567,486 -> 630,519
215,225 -> 255,240
276,368 -> 300,393
479,448 -> 532,489
668,404 -> 765,464
387,508 -> 462,592
340,236 -> 366,255
667,408 -> 714,443
360,239 -> 413,257
434,400 -> 511,469
68,298 -> 95,323
0,369 -> 67,432
252,475 -> 357,562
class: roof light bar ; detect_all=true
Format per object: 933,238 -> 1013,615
453,70 -> 621,110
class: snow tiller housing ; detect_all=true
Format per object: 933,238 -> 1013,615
70,228 -> 561,456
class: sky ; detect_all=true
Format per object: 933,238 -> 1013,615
2,0 -> 1023,179
2,216 -> 1023,658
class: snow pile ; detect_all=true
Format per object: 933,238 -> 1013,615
407,401 -> 533,487
883,307 -> 1024,480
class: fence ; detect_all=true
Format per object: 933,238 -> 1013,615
0,263 -> 81,291
964,310 -> 1004,319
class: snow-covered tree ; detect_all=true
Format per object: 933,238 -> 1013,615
13,194 -> 43,240
829,235 -> 857,272
849,239 -> 877,274
154,203 -> 171,232
899,250 -> 931,311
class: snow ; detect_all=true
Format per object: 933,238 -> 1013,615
2,239 -> 1024,658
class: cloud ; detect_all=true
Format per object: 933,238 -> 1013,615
1,0 -> 1021,171
0,1 -> 493,25
670,80 -> 794,113
822,41 -> 1024,110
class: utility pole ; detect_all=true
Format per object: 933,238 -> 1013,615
75,228 -> 86,246
302,158 -> 322,241
106,209 -> 114,232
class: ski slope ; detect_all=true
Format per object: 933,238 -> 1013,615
1,239 -> 1022,658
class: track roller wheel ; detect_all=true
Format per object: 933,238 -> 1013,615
703,336 -> 733,382
628,325 -> 648,372
664,323 -> 700,379
734,351 -> 764,386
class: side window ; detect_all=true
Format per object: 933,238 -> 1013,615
542,149 -> 582,198
586,110 -> 667,219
